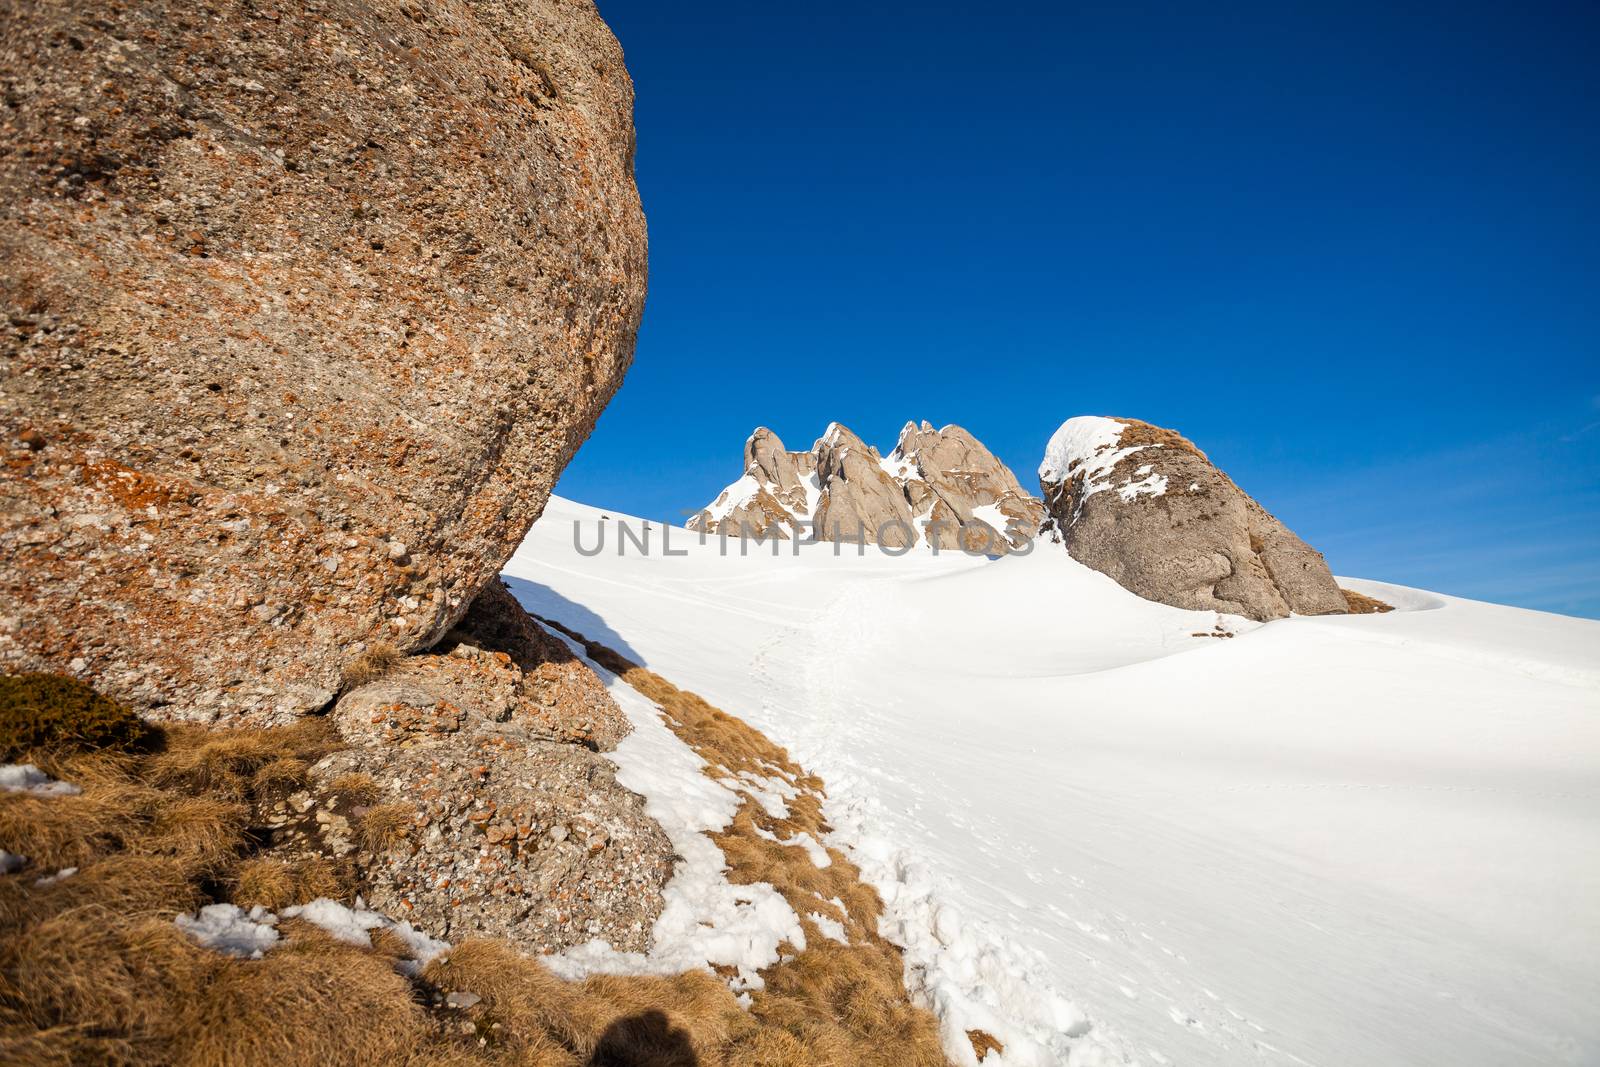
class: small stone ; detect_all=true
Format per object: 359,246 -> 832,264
387,540 -> 408,560
445,991 -> 481,1010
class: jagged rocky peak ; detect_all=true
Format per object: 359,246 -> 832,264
1037,416 -> 1350,621
689,422 -> 1045,554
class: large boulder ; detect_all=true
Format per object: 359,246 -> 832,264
690,421 -> 1042,554
1038,417 -> 1349,621
0,0 -> 647,721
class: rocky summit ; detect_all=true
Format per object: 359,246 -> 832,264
1037,416 -> 1350,621
689,421 -> 1045,554
0,0 -> 647,721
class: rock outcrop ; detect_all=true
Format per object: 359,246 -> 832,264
265,581 -> 674,954
0,0 -> 647,721
689,421 -> 1044,554
1038,417 -> 1350,621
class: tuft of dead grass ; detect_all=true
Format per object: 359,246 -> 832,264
329,770 -> 381,805
1113,418 -> 1210,462
344,641 -> 402,689
1341,588 -> 1395,614
173,927 -> 427,1067
252,757 -> 309,799
968,1028 -> 1005,1061
229,856 -> 351,911
359,802 -> 415,854
0,673 -> 157,760
146,720 -> 332,802
424,939 -> 751,1063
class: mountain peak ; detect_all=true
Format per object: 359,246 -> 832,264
690,422 -> 1044,553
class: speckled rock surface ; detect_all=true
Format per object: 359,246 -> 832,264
264,583 -> 672,954
1038,417 -> 1349,621
0,0 -> 646,721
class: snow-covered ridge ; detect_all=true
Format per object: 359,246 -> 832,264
508,495 -> 1600,1067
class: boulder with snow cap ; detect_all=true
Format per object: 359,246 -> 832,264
1038,417 -> 1349,621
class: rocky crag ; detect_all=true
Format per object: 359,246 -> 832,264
0,0 -> 646,722
1038,416 -> 1350,621
265,581 -> 673,953
689,421 -> 1045,554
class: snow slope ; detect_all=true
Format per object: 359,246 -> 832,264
505,496 -> 1600,1067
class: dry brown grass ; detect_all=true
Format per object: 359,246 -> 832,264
968,1027 -> 1005,1061
426,939 -> 748,1062
147,720 -> 332,801
360,802 -> 416,853
173,925 -> 427,1067
3,643 -> 954,1067
344,641 -> 402,689
329,770 -> 381,805
252,757 -> 310,798
541,620 -> 953,1067
1114,418 -> 1210,461
1341,587 -> 1395,614
230,856 -> 351,912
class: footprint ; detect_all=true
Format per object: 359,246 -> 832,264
1167,1006 -> 1205,1031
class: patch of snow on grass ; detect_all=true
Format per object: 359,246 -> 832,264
282,897 -> 450,975
724,769 -> 797,819
176,903 -> 280,959
539,626 -> 806,985
0,764 -> 82,796
752,824 -> 832,868
34,867 -> 77,887
282,897 -> 389,946
177,898 -> 448,973
809,911 -> 849,944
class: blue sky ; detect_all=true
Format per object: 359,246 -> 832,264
555,1 -> 1600,618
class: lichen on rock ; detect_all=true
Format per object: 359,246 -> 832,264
258,582 -> 673,955
0,0 -> 647,722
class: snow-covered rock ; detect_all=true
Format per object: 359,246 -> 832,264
690,421 -> 1043,554
1039,416 -> 1348,620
